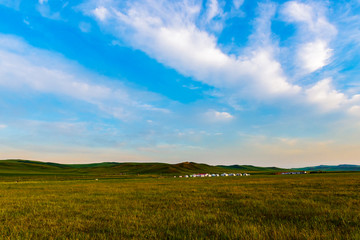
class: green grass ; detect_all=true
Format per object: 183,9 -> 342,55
0,160 -> 288,177
0,173 -> 359,239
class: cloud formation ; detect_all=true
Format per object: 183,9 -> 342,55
82,0 -> 300,99
281,1 -> 336,73
298,39 -> 332,73
0,0 -> 21,9
93,6 -> 109,21
305,78 -> 360,113
0,34 -> 168,121
205,110 -> 234,122
306,78 -> 346,112
78,0 -> 360,117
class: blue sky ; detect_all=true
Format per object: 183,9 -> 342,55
0,0 -> 360,167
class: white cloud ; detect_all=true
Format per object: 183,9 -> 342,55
79,22 -> 92,33
93,6 -> 109,21
250,2 -> 277,47
233,0 -> 244,9
304,79 -> 360,115
348,105 -> 360,116
280,2 -> 360,115
306,78 -> 346,111
298,39 -> 333,73
282,1 -> 313,24
281,1 -> 337,38
0,34 -> 168,121
79,0 -> 360,119
206,110 -> 234,122
281,1 -> 337,74
23,19 -> 30,25
215,111 -> 233,120
0,0 -> 21,9
36,3 -> 61,20
206,0 -> 221,22
83,0 -> 300,99
0,124 -> 7,129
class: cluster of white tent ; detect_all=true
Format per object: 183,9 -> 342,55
174,173 -> 250,178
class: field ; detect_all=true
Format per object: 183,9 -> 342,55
0,173 -> 359,239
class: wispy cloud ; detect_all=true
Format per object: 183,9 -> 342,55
79,22 -> 92,33
281,1 -> 337,74
298,39 -> 333,73
78,0 -> 360,118
205,110 -> 234,122
0,34 -> 169,121
233,0 -> 244,10
80,0 -> 300,100
206,0 -> 222,22
93,6 -> 109,21
0,0 -> 21,9
305,78 -> 360,113
306,78 -> 346,112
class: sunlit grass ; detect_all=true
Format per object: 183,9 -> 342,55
0,173 -> 359,239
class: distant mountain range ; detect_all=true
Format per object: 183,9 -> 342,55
295,164 -> 360,172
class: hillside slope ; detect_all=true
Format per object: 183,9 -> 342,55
0,159 -> 289,176
218,164 -> 287,172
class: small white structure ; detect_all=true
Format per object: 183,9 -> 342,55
185,175 -> 189,178
280,171 -> 306,175
221,173 -> 228,177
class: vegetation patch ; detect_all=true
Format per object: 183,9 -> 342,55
0,172 -> 359,239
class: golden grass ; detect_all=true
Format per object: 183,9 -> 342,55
0,173 -> 359,239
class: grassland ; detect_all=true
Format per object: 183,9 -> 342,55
0,160 -> 288,179
0,172 -> 359,239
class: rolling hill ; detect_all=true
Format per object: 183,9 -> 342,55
0,159 -> 286,177
218,164 -> 286,172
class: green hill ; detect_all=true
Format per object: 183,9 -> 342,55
0,159 -> 289,177
217,164 -> 287,172
0,159 -> 73,174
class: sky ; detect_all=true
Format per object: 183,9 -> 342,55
0,0 -> 360,167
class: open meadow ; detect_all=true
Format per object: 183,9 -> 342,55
0,173 -> 359,239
